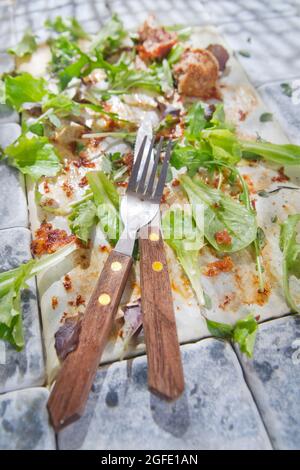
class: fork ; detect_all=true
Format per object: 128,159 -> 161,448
47,136 -> 172,431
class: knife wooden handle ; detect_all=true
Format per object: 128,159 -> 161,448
139,225 -> 184,400
47,250 -> 133,431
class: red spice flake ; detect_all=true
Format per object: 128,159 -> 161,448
63,274 -> 72,291
116,181 -> 128,187
31,221 -> 75,256
73,157 -> 96,169
219,294 -> 234,309
62,181 -> 74,198
68,294 -> 85,307
272,166 -> 290,183
172,179 -> 180,187
99,245 -> 110,253
78,176 -> 88,188
43,180 -> 50,194
238,110 -> 247,121
214,229 -> 232,246
255,315 -> 260,321
203,256 -> 234,277
251,199 -> 257,210
52,296 -> 58,309
243,174 -> 255,193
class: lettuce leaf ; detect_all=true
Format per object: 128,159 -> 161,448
45,16 -> 89,40
8,29 -> 37,57
280,214 -> 300,313
162,207 -> 205,305
90,14 -> 126,56
4,73 -> 47,112
0,243 -> 76,350
4,133 -> 62,179
180,174 -> 257,253
206,313 -> 258,357
68,199 -> 97,244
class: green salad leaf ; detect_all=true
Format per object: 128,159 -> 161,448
4,134 -> 62,179
180,174 -> 257,253
0,243 -> 76,350
90,14 -> 126,56
87,171 -> 122,245
8,29 -> 37,57
241,140 -> 300,166
280,214 -> 300,313
206,313 -> 258,357
45,16 -> 89,40
69,198 -> 97,244
4,73 -> 47,111
162,207 -> 205,306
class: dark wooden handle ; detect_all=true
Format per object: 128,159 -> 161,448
139,225 -> 184,400
47,250 -> 133,431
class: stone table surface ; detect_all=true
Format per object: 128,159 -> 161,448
0,0 -> 300,450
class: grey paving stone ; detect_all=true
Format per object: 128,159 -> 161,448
0,227 -> 45,394
0,123 -> 28,229
202,0 -> 298,25
235,316 -> 300,450
0,387 -> 56,450
108,0 -> 210,28
0,53 -> 15,75
0,105 -> 19,125
220,16 -> 300,87
258,79 -> 300,145
58,339 -> 271,450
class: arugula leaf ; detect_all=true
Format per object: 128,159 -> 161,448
206,313 -> 258,357
171,143 -> 211,176
4,134 -> 62,179
69,199 -> 97,244
162,207 -> 205,306
167,44 -> 184,65
184,102 -> 207,141
241,140 -> 300,166
91,14 -> 126,56
202,128 -> 242,165
4,73 -> 47,111
180,174 -> 257,253
152,59 -> 173,94
59,53 -> 90,90
165,24 -> 191,41
87,171 -> 122,245
0,243 -> 76,350
45,16 -> 89,40
280,214 -> 300,313
8,29 -> 37,57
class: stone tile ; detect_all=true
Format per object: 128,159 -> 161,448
202,0 -> 298,25
220,16 -> 300,86
108,0 -> 210,28
0,1 -> 15,51
58,339 -> 271,450
0,106 -> 19,125
258,79 -> 300,145
0,123 -> 28,229
0,387 -> 56,450
235,316 -> 300,450
0,228 -> 45,394
0,53 -> 15,75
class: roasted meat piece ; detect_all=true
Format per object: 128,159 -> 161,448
137,16 -> 177,61
173,48 -> 219,99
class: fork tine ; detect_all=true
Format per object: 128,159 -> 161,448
152,140 -> 173,202
127,136 -> 147,193
144,136 -> 163,198
136,136 -> 156,194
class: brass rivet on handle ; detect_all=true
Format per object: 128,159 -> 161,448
111,261 -> 122,272
152,261 -> 163,272
149,232 -> 159,242
98,293 -> 111,306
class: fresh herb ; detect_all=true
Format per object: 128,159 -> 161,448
68,198 -> 97,244
90,14 -> 126,56
260,112 -> 273,123
162,207 -> 205,306
3,134 -> 62,179
280,82 -> 293,98
241,140 -> 300,165
280,214 -> 300,313
0,243 -> 76,350
45,16 -> 89,40
167,44 -> 184,65
206,313 -> 258,357
8,29 -> 37,57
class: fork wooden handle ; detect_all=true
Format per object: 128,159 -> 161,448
47,250 -> 133,431
139,225 -> 185,400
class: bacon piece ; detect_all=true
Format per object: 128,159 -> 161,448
173,48 -> 219,99
214,229 -> 232,246
203,256 -> 234,277
31,221 -> 75,256
138,16 -> 177,61
206,44 -> 229,72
